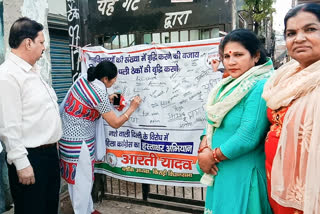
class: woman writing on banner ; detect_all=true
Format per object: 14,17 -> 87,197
59,61 -> 141,214
197,29 -> 273,214
263,3 -> 320,213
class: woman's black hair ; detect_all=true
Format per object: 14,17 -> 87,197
87,60 -> 118,82
284,3 -> 320,37
221,29 -> 267,66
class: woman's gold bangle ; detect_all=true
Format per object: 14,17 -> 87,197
123,113 -> 129,119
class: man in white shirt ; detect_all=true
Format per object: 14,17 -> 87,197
0,17 -> 62,214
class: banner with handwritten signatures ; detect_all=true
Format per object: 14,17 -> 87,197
81,38 -> 222,186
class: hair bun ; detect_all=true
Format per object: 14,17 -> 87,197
87,67 -> 96,81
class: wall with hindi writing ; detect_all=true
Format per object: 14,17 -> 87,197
87,0 -> 231,38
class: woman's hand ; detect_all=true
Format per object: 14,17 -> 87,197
108,93 -> 119,103
102,95 -> 141,129
211,59 -> 220,72
129,95 -> 142,110
198,148 -> 219,175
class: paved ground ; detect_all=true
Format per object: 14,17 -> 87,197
92,200 -> 187,214
3,197 -> 188,214
2,177 -> 202,214
60,195 -> 188,214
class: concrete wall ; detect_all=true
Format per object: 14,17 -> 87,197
0,0 -> 5,64
48,0 -> 66,15
2,0 -> 51,83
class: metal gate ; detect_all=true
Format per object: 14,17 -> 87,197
95,176 -> 206,213
93,26 -> 225,213
99,26 -> 225,49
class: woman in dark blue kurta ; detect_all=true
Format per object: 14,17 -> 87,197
197,29 -> 273,214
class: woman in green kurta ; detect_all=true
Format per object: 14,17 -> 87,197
197,29 -> 273,214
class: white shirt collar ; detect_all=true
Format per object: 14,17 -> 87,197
8,52 -> 33,73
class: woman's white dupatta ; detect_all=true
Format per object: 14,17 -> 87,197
263,59 -> 320,213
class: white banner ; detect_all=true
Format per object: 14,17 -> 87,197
82,38 -> 222,186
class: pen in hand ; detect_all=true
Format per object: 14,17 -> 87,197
129,94 -> 140,101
